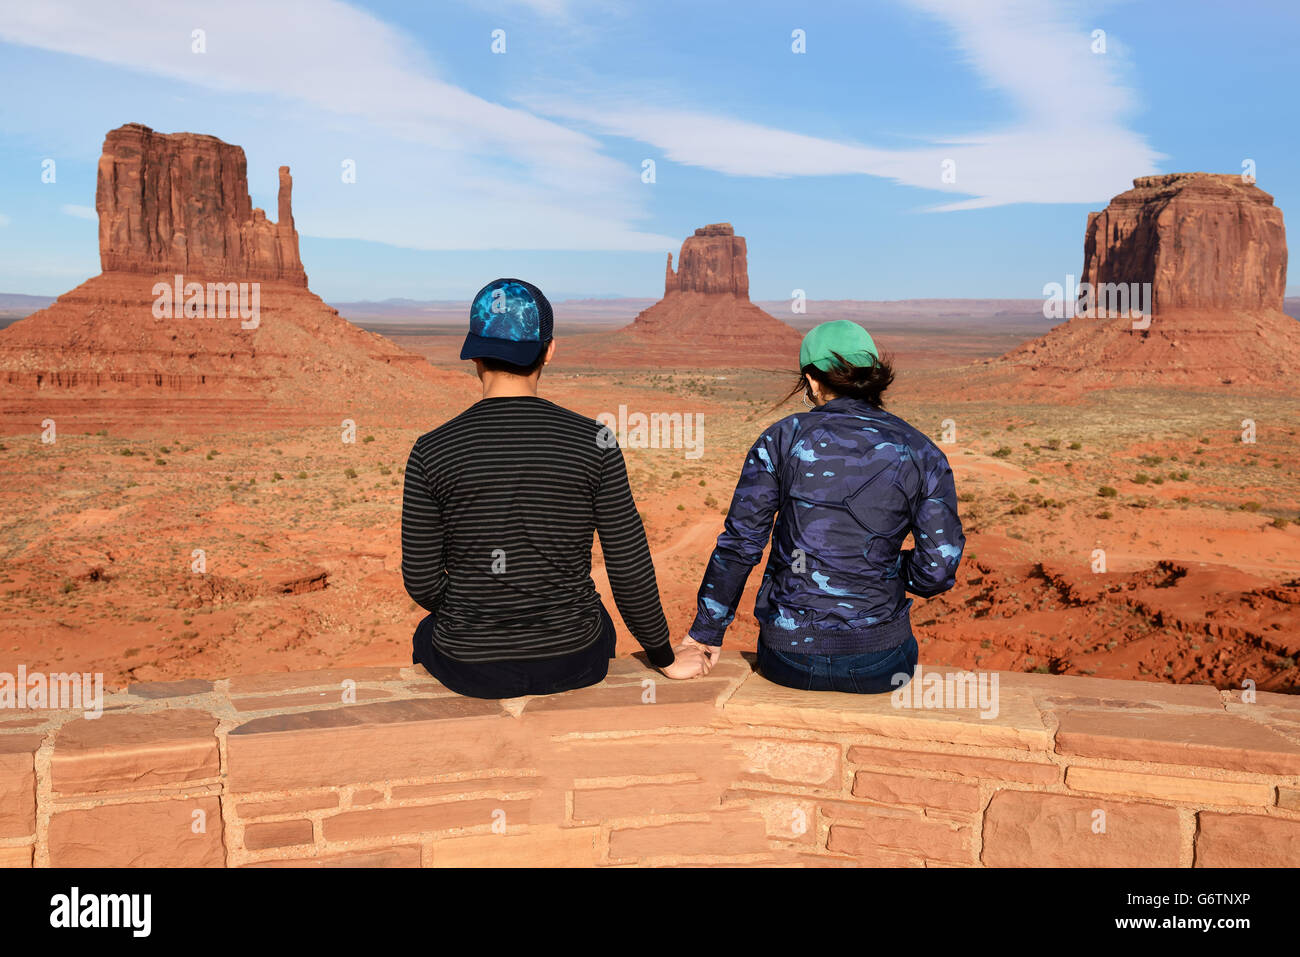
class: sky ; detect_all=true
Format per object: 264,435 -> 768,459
0,0 -> 1295,302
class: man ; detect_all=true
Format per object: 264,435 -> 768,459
401,278 -> 711,698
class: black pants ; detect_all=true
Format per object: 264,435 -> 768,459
412,605 -> 617,699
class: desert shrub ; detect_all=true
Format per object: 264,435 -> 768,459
1133,473 -> 1150,485
991,446 -> 1013,458
1045,438 -> 1061,451
1069,441 -> 1082,450
1097,510 -> 1112,519
344,467 -> 358,480
1240,501 -> 1262,512
1098,486 -> 1118,498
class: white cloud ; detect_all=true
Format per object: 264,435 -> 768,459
0,0 -> 672,251
528,0 -> 1163,209
489,0 -> 573,19
60,204 -> 96,220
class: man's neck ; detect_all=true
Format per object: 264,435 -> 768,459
481,373 -> 540,399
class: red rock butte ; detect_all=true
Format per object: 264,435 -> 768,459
990,173 -> 1298,390
0,123 -> 460,433
97,123 -> 309,284
619,223 -> 802,361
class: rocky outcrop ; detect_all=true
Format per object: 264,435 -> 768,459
624,223 -> 801,360
0,124 -> 464,427
988,173 -> 1298,390
1081,173 -> 1287,313
96,123 -> 307,284
666,223 -> 750,298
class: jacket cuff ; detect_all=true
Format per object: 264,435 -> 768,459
687,620 -> 725,647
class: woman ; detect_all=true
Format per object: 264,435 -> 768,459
682,320 -> 964,693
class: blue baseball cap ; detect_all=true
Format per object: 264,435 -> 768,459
461,278 -> 554,366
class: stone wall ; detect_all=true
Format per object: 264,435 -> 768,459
2,656 -> 1298,867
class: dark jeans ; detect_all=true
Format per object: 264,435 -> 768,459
757,634 -> 918,694
412,605 -> 616,699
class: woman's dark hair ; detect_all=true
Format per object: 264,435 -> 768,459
780,350 -> 894,409
478,340 -> 552,377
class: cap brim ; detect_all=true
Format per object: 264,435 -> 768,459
460,331 -> 544,365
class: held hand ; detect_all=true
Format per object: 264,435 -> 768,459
660,640 -> 714,679
683,636 -> 722,669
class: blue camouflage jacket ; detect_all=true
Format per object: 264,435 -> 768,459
689,396 -> 964,654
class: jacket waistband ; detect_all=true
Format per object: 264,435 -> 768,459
758,601 -> 914,656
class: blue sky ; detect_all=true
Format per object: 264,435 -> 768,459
0,0 -> 1295,302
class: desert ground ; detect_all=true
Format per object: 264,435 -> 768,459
1,310 -> 1296,694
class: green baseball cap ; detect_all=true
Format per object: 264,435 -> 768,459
799,320 -> 879,372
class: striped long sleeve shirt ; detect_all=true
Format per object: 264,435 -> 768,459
401,395 -> 674,666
